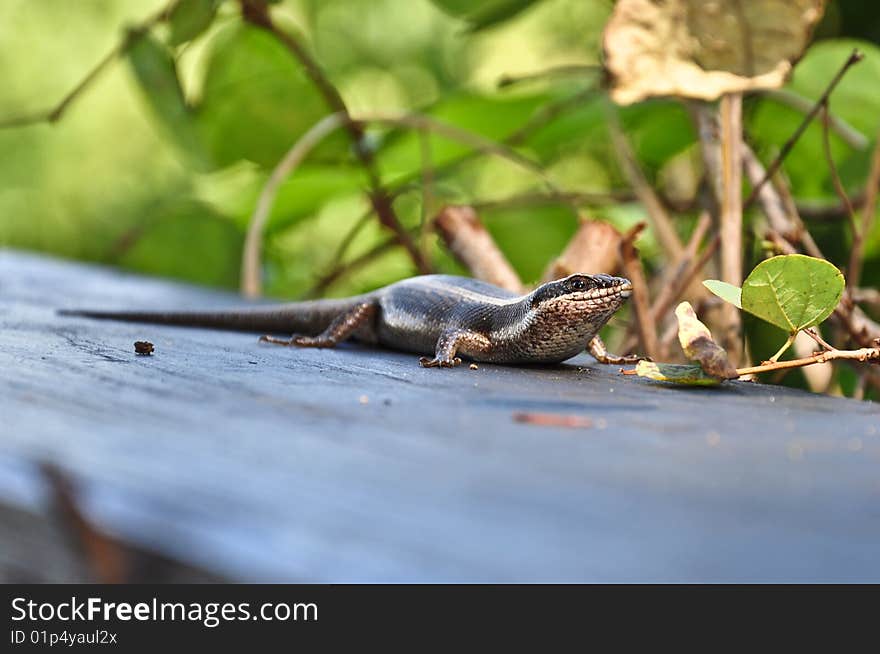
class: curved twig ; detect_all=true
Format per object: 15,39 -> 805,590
241,113 -> 347,297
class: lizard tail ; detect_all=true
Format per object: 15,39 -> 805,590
58,296 -> 373,336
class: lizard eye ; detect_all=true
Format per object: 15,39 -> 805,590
569,277 -> 588,291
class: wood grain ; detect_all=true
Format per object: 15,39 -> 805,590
1,250 -> 878,581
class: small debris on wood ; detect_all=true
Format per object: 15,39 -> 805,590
134,341 -> 154,356
469,363 -> 479,370
513,412 -> 593,429
358,395 -> 369,405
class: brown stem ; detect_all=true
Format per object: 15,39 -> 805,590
240,0 -> 430,276
543,219 -> 623,282
735,346 -> 879,376
304,238 -> 398,298
718,93 -> 743,363
434,206 -> 523,292
620,223 -> 659,360
848,123 -> 880,289
607,107 -> 684,260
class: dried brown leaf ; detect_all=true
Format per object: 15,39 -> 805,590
603,0 -> 827,104
675,301 -> 739,379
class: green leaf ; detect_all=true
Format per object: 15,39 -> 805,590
634,361 -> 724,386
126,31 -> 208,167
703,280 -> 743,308
117,200 -> 243,288
377,92 -> 549,185
429,0 -> 540,31
196,24 -> 342,169
168,0 -> 220,46
741,254 -> 845,333
194,163 -> 366,234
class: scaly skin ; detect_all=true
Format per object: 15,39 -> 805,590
59,273 -> 634,368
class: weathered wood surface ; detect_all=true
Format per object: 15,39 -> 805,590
1,249 -> 879,582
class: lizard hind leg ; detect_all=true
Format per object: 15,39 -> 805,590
260,302 -> 377,348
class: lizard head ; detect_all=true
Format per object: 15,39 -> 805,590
530,273 -> 633,315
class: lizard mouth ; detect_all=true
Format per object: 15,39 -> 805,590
618,281 -> 633,299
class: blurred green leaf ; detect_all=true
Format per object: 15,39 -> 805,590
429,0 -> 540,31
703,280 -> 743,308
116,200 -> 243,288
168,0 -> 220,46
196,24 -> 343,168
126,31 -> 208,167
378,93 -> 549,184
230,166 -> 366,234
482,204 -> 578,283
741,254 -> 844,332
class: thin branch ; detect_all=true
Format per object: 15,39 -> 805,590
418,127 -> 434,259
735,346 -> 879,377
0,1 -> 180,130
304,237 -> 398,298
848,123 -> 880,289
620,223 -> 659,360
744,49 -> 864,209
543,218 -> 623,282
820,103 -> 858,235
497,64 -> 601,88
240,0 -> 430,277
469,190 -> 632,211
761,88 -> 868,150
804,327 -> 835,352
718,93 -> 743,361
434,206 -> 523,292
384,88 -> 595,198
361,112 -> 560,193
650,217 -> 715,325
607,105 -> 684,260
742,141 -> 794,236
241,113 -> 347,296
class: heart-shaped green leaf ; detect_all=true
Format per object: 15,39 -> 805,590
702,279 -> 743,308
741,254 -> 844,333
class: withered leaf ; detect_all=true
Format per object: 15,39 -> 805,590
675,302 -> 739,379
603,0 -> 827,104
634,360 -> 723,386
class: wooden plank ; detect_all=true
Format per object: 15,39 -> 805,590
1,249 -> 879,581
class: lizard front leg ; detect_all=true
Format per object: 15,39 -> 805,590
587,335 -> 647,365
419,328 -> 491,368
260,302 -> 376,348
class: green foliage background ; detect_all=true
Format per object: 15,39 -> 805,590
1,0 -> 878,395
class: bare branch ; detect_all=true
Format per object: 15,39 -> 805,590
543,219 -> 622,282
607,106 -> 684,260
434,206 -> 523,292
620,223 -> 659,360
0,1 -> 180,130
736,346 -> 879,377
848,124 -> 880,289
762,88 -> 868,150
744,49 -> 864,209
497,64 -> 601,88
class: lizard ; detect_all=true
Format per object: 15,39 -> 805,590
59,273 -> 638,368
